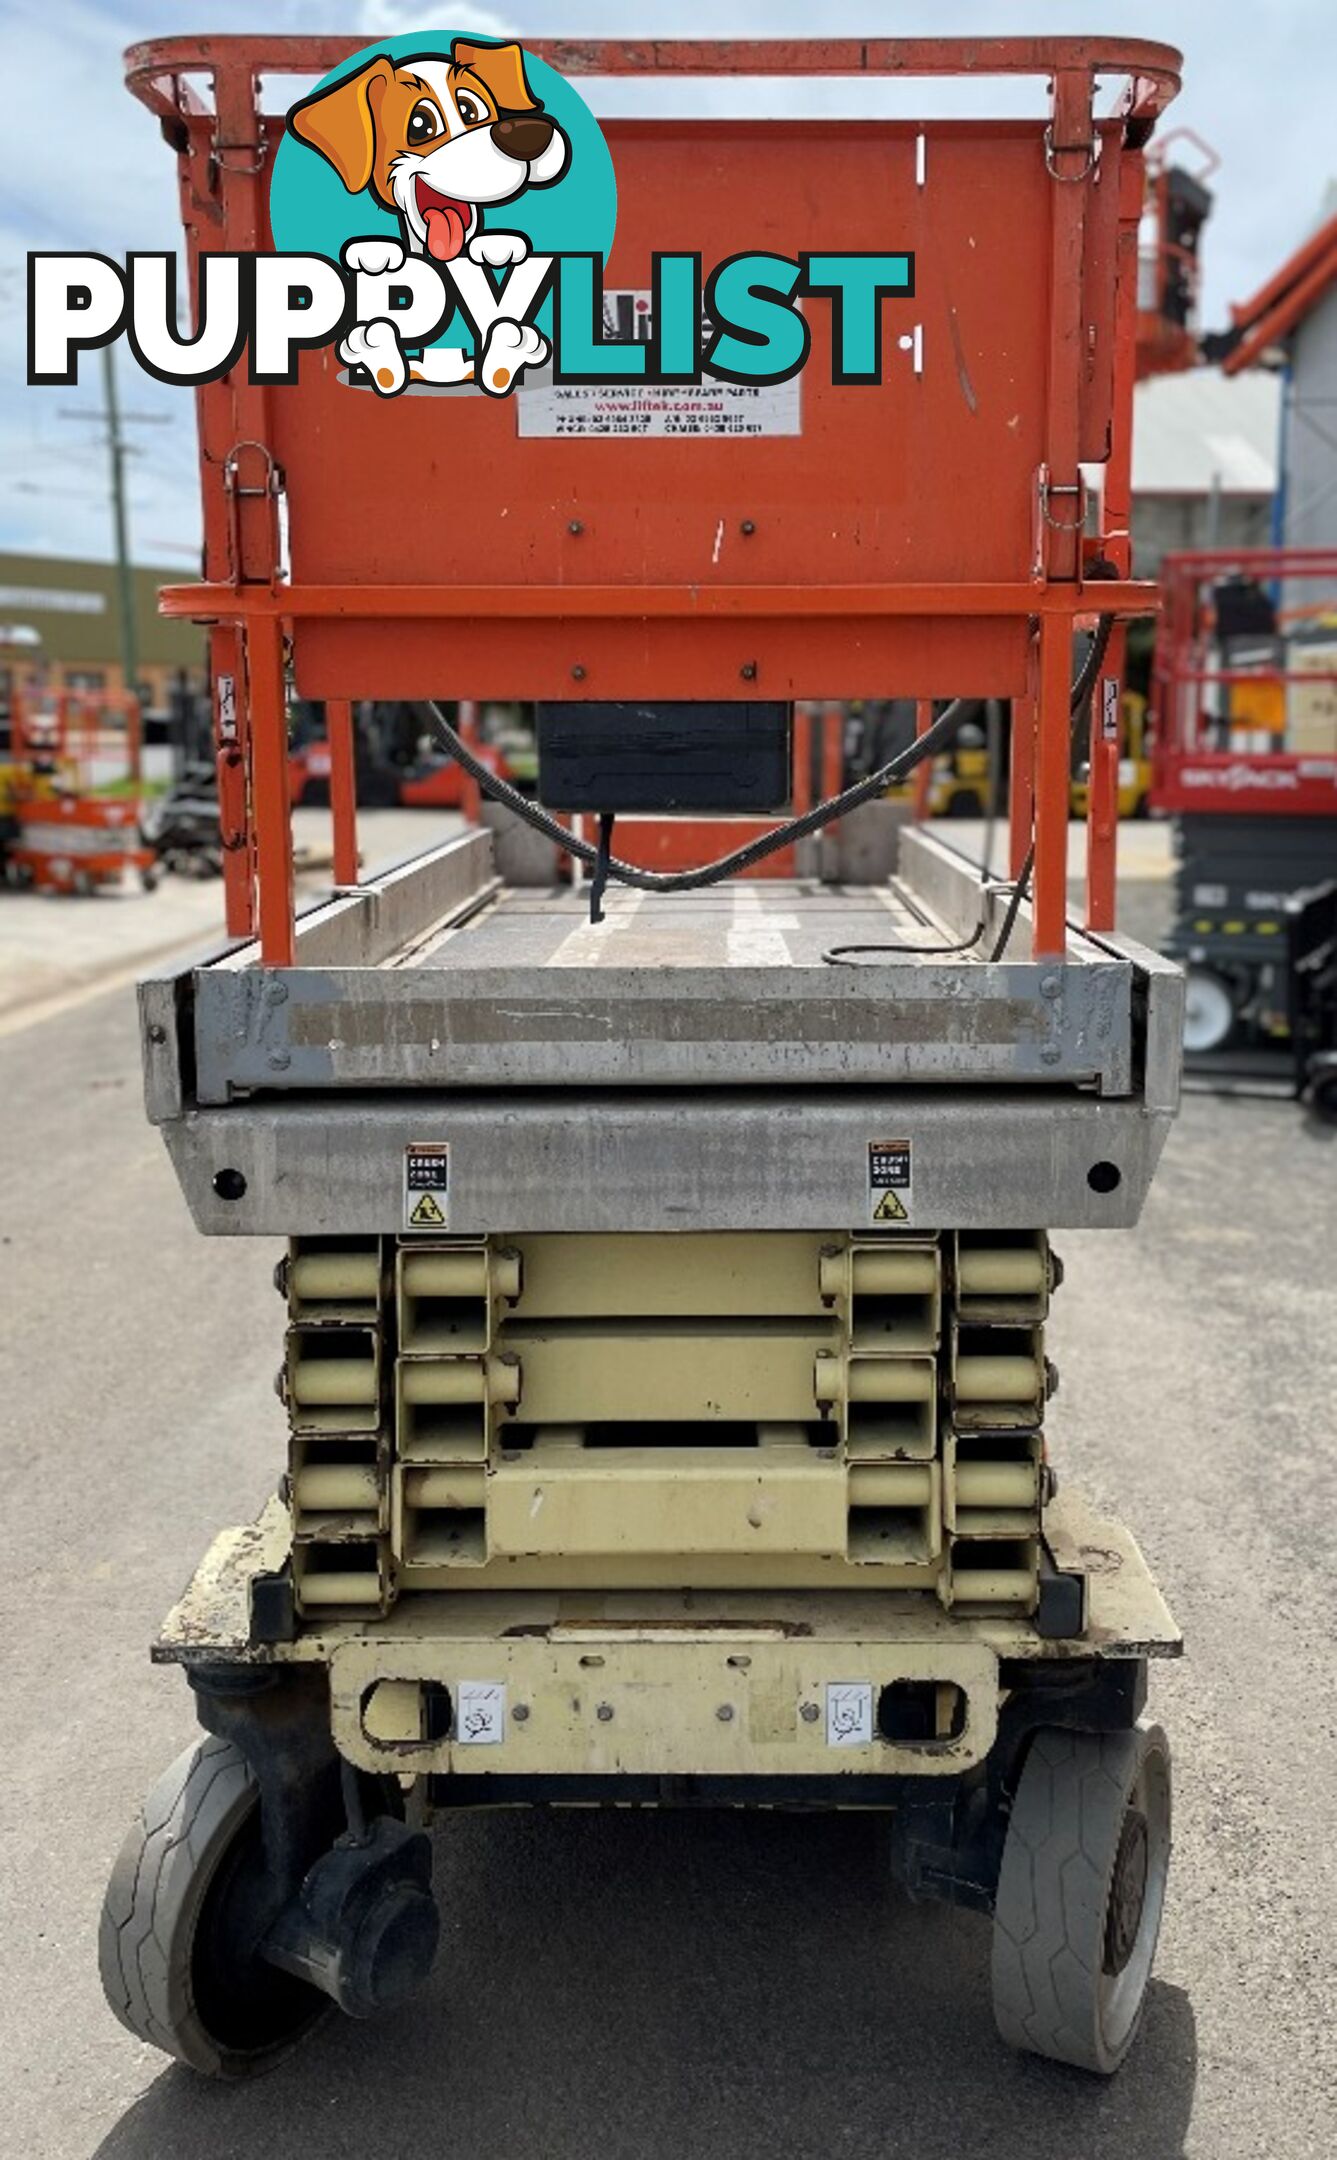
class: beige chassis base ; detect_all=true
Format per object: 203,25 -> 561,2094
155,1487 -> 1179,1786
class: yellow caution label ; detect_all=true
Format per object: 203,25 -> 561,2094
403,1141 -> 450,1232
868,1137 -> 912,1225
872,1188 -> 908,1223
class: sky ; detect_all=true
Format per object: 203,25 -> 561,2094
2,0 -> 1334,565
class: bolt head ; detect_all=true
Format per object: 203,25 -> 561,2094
596,1702 -> 614,1722
716,1704 -> 735,1723
740,519 -> 756,536
568,519 -> 584,535
800,1701 -> 820,1724
571,664 -> 586,682
512,1703 -> 530,1723
740,662 -> 757,682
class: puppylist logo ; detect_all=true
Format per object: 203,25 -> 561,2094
26,33 -> 914,409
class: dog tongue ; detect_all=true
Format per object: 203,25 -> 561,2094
423,201 -> 467,262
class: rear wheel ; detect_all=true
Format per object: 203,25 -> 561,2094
1182,967 -> 1236,1055
1309,1063 -> 1337,1125
99,1736 -> 327,2078
991,1721 -> 1172,2074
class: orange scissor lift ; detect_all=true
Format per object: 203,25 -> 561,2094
103,35 -> 1186,2082
1,689 -> 155,894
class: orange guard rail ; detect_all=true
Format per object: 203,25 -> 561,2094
124,35 -> 1182,962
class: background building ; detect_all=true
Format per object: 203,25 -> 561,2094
1124,366 -> 1280,574
1219,197 -> 1337,554
0,553 -> 204,718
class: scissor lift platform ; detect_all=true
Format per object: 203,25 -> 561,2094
142,825 -> 1183,1237
106,26 -> 1186,2088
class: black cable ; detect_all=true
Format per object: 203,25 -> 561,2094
988,838 -> 1035,962
825,920 -> 988,963
825,695 -> 1004,964
428,692 -> 973,891
425,612 -> 1116,905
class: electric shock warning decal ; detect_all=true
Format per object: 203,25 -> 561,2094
868,1139 -> 912,1224
403,1142 -> 450,1231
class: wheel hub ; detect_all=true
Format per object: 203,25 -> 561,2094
1103,1804 -> 1149,1975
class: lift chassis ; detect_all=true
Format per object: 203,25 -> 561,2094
105,31 -> 1185,2087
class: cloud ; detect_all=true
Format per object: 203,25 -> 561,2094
359,1 -> 514,35
3,0 -> 1335,561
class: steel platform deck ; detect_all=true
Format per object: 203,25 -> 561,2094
159,828 -> 1181,1105
139,824 -> 1183,1237
420,880 -> 974,973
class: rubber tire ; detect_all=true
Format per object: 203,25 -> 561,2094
99,1735 -> 327,2079
1182,967 -> 1237,1056
1310,1069 -> 1337,1125
991,1722 -> 1172,2075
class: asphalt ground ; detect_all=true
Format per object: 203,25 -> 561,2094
2,853 -> 1334,2159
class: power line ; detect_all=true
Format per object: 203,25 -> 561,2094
57,351 -> 171,696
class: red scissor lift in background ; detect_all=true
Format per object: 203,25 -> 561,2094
1151,546 -> 1337,1070
1,688 -> 155,894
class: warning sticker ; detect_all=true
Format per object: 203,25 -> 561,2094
868,1139 -> 912,1225
456,1682 -> 506,1746
517,289 -> 801,440
403,1142 -> 449,1234
1101,676 -> 1120,743
826,1682 -> 874,1747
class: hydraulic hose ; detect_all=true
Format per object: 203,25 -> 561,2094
424,612 -> 1116,900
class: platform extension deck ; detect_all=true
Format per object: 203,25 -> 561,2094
164,826 -> 1181,1101
139,824 -> 1183,1239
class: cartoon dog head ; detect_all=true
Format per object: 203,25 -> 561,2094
289,40 -> 570,263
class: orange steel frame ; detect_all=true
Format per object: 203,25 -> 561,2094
125,35 -> 1179,967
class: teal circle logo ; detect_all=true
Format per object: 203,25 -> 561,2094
271,33 -> 615,363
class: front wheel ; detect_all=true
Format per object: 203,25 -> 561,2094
1308,1063 -> 1337,1125
991,1721 -> 1172,2074
99,1735 -> 327,2078
1182,966 -> 1237,1055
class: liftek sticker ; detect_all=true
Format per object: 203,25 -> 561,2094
403,1142 -> 449,1233
456,1682 -> 506,1746
826,1682 -> 874,1747
518,291 -> 802,439
868,1139 -> 912,1225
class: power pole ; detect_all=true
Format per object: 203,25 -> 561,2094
60,363 -> 169,703
102,346 -> 140,703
